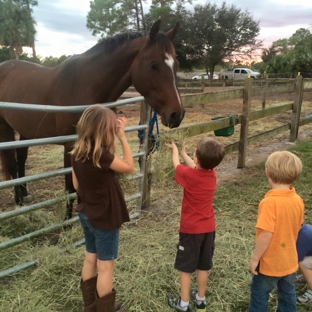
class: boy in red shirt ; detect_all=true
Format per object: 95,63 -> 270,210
165,137 -> 225,312
249,151 -> 304,312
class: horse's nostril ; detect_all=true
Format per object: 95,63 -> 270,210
169,112 -> 184,128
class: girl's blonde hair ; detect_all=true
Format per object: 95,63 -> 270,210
265,151 -> 302,184
70,105 -> 117,168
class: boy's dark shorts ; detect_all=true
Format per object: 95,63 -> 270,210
174,231 -> 215,273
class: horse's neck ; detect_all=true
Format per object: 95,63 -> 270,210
82,38 -> 145,102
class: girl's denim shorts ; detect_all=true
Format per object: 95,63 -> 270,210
78,212 -> 119,261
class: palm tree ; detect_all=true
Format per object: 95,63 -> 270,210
0,0 -> 37,60
21,0 -> 38,59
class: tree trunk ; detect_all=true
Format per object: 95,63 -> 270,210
26,0 -> 37,59
139,0 -> 145,31
134,1 -> 140,31
32,42 -> 36,59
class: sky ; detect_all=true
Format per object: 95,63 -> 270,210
30,0 -> 312,58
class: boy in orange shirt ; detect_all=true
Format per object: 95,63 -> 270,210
249,151 -> 304,312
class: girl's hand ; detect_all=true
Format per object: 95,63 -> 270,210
117,117 -> 127,138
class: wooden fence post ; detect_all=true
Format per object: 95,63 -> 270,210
237,78 -> 253,168
262,72 -> 268,109
289,75 -> 304,142
201,75 -> 205,92
140,101 -> 152,208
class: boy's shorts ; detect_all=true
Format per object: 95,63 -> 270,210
300,256 -> 312,270
174,231 -> 215,273
79,212 -> 119,261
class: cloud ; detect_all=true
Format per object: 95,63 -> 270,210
32,1 -> 97,57
194,0 -> 312,28
29,0 -> 312,57
33,2 -> 94,38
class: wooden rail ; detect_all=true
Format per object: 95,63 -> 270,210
141,76 -> 308,205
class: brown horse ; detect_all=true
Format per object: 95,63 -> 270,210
0,20 -> 185,218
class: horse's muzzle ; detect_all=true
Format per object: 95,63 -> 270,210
162,110 -> 185,128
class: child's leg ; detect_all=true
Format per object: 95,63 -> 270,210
196,270 -> 208,298
97,259 -> 114,298
276,272 -> 296,312
299,260 -> 312,289
82,251 -> 97,281
248,273 -> 277,312
180,271 -> 192,302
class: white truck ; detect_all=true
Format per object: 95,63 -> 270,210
219,68 -> 261,80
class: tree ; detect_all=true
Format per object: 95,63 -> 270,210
20,0 -> 38,59
86,0 -> 193,36
187,2 -> 262,80
0,0 -> 37,59
261,27 -> 312,77
0,46 -> 10,62
40,54 -> 71,67
87,0 -> 146,37
166,2 -> 195,71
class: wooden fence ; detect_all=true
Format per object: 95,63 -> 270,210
141,76 -> 312,206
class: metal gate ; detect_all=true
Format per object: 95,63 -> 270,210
0,96 -> 151,278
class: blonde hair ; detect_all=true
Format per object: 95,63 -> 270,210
70,105 -> 117,168
265,151 -> 302,184
196,137 -> 225,169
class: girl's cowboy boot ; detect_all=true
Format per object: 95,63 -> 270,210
81,276 -> 122,311
81,276 -> 97,312
96,289 -> 125,312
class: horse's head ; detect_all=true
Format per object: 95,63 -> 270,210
131,20 -> 185,128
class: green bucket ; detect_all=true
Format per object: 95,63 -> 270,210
211,115 -> 235,137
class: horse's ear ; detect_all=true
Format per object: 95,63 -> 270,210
149,19 -> 161,42
167,22 -> 180,41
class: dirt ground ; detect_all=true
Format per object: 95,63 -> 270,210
1,86 -> 312,211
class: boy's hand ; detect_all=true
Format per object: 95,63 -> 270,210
165,141 -> 178,150
249,258 -> 259,275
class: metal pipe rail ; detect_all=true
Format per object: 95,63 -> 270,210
0,125 -> 147,151
0,96 -> 144,112
0,97 -> 151,279
0,152 -> 145,190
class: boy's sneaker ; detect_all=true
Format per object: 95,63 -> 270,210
297,289 -> 312,304
295,274 -> 306,284
190,289 -> 206,312
168,297 -> 191,312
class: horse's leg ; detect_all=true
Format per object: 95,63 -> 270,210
0,123 -> 22,205
16,135 -> 32,203
64,142 -> 75,219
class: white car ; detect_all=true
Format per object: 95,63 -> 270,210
192,73 -> 219,80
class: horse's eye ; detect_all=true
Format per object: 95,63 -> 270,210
150,61 -> 158,70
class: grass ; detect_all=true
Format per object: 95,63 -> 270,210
0,141 -> 312,311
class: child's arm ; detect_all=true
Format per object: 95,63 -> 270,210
249,229 -> 273,275
180,147 -> 195,169
165,142 -> 180,169
72,169 -> 79,191
110,117 -> 134,174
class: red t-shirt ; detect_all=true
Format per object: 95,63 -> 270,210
175,164 -> 216,234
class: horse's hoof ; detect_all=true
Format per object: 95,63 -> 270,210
23,195 -> 33,203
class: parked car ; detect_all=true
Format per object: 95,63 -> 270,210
219,68 -> 260,80
192,73 -> 219,80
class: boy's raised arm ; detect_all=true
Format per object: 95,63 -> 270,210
180,148 -> 195,169
165,142 -> 180,169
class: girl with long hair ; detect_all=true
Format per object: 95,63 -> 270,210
70,105 -> 134,312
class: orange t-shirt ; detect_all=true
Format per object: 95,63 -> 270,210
256,187 -> 304,276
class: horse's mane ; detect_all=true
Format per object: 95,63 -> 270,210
85,30 -> 174,56
87,32 -> 145,56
